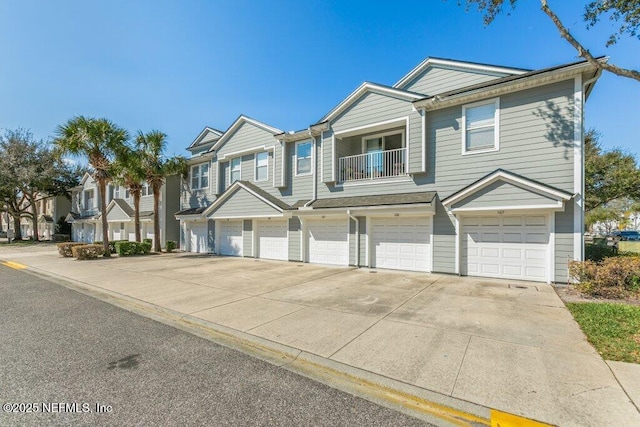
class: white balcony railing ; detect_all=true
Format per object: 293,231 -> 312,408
338,148 -> 407,182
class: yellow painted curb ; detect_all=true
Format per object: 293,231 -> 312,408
491,409 -> 554,427
1,260 -> 27,270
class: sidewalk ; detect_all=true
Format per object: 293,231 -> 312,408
2,245 -> 639,426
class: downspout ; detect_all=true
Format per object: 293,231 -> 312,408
347,209 -> 359,267
303,129 -> 318,208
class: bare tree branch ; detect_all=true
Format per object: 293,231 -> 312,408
540,0 -> 640,82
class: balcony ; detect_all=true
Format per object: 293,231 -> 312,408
338,148 -> 407,182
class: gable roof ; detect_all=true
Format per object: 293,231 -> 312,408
442,169 -> 572,209
105,198 -> 134,218
187,126 -> 224,150
414,57 -> 605,110
299,192 -> 437,210
202,180 -> 291,217
317,82 -> 424,124
210,115 -> 283,152
394,57 -> 529,89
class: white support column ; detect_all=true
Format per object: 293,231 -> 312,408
573,75 -> 584,261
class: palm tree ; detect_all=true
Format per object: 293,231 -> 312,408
137,130 -> 186,252
54,116 -> 129,256
112,145 -> 146,242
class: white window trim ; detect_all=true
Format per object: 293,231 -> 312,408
191,164 -> 210,190
295,140 -> 313,177
229,157 -> 242,184
200,163 -> 210,189
254,152 -> 269,182
360,129 -> 406,153
461,97 -> 500,155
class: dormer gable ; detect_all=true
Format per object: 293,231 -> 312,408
187,126 -> 224,157
394,57 -> 528,97
211,115 -> 282,157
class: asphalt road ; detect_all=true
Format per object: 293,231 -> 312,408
0,265 -> 430,426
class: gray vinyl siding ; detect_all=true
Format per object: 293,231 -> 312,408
288,217 -> 302,261
106,205 -> 130,222
432,199 -> 456,274
243,220 -> 253,257
208,219 -> 216,253
451,181 -> 557,210
358,217 -> 367,266
208,188 -> 282,218
181,160 -> 215,209
219,162 -> 229,194
349,218 -> 356,266
555,201 -> 574,282
317,79 -> 575,201
164,175 -> 181,245
401,66 -> 505,96
139,195 -> 154,212
216,122 -> 279,158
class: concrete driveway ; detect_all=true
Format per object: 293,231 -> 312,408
2,245 -> 639,426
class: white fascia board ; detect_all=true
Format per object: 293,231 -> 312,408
211,115 -> 283,152
188,126 -> 223,149
442,170 -> 572,208
174,214 -> 204,220
450,202 -> 564,214
394,57 -> 528,89
415,62 -> 597,111
319,83 -> 422,124
217,145 -> 276,161
209,213 -> 290,220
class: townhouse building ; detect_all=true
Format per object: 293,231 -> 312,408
66,172 -> 180,246
175,56 -> 602,283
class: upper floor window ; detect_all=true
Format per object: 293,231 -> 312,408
84,190 -> 94,210
296,141 -> 312,176
255,152 -> 268,182
462,98 -> 500,154
191,163 -> 209,189
141,182 -> 151,196
230,157 -> 241,183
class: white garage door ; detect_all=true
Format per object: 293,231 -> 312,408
371,217 -> 432,272
257,220 -> 288,261
462,215 -> 549,282
219,220 -> 243,256
307,219 -> 348,266
189,222 -> 208,253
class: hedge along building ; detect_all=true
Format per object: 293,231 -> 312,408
66,172 -> 181,247
175,56 -> 603,283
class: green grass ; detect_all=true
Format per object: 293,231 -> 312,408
567,302 -> 640,363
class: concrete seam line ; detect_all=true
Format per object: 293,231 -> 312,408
605,361 -> 640,414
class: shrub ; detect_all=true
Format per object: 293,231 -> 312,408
585,243 -> 618,262
165,240 -> 176,252
71,244 -> 105,260
114,241 -> 151,257
94,240 -> 125,254
569,257 -> 640,299
143,238 -> 152,245
52,234 -> 70,242
56,242 -> 86,258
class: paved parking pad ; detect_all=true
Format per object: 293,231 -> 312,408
2,246 -> 639,427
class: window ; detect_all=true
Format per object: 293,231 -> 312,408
141,182 -> 151,196
255,152 -> 268,182
296,141 -> 312,175
230,158 -> 241,183
191,163 -> 209,189
462,98 -> 499,154
84,190 -> 94,210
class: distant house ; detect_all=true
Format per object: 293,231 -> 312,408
66,172 -> 181,247
16,194 -> 71,239
175,56 -> 602,284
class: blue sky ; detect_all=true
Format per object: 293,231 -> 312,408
1,0 -> 638,157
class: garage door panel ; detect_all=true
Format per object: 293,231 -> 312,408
257,220 -> 288,261
371,217 -> 431,272
307,219 -> 348,266
220,221 -> 243,256
188,222 -> 208,253
463,214 -> 549,282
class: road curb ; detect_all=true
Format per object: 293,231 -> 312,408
5,259 -> 553,426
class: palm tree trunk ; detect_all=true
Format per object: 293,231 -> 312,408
98,179 -> 110,257
30,197 -> 39,241
153,185 -> 161,252
133,191 -> 141,242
